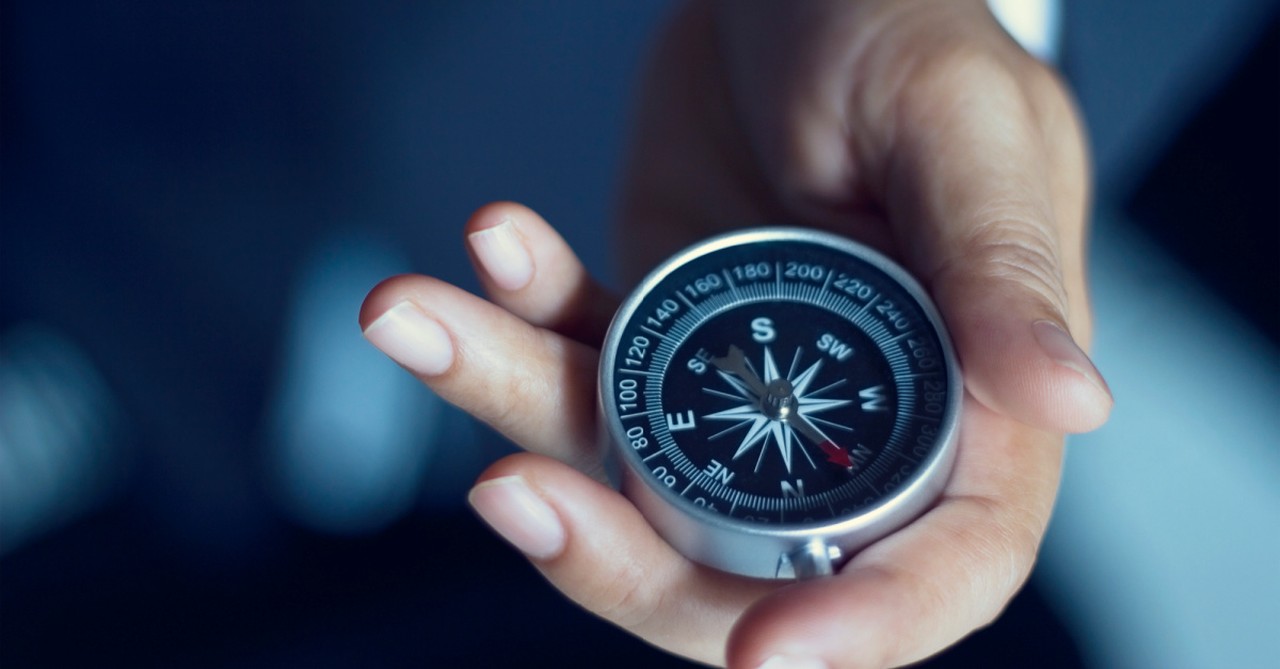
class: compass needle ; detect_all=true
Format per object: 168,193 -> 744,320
600,228 -> 960,579
711,345 -> 768,399
789,413 -> 854,469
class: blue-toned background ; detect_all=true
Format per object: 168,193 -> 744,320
2,1 -> 1276,666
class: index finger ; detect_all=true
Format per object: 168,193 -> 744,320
360,274 -> 603,474
463,201 -> 620,346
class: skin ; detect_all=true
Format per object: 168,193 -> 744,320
360,1 -> 1112,667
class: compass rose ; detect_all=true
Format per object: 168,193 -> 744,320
703,345 -> 854,473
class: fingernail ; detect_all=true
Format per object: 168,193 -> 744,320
1032,320 -> 1111,398
468,217 -> 534,291
362,300 -> 454,376
756,655 -> 829,669
468,475 -> 566,560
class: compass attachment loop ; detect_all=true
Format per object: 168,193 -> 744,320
777,539 -> 843,580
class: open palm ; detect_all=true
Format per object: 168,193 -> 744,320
362,2 -> 1111,667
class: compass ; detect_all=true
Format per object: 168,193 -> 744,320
598,228 -> 961,579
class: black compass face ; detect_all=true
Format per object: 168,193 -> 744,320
602,230 -> 958,528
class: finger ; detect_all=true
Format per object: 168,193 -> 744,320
881,46 -> 1112,434
463,201 -> 620,345
467,452 -> 779,666
728,398 -> 1063,669
715,2 -> 1111,433
359,274 -> 600,472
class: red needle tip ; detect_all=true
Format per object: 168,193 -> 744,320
819,440 -> 853,468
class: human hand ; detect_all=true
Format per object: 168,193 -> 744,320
361,1 -> 1112,667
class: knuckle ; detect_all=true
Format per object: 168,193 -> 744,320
457,334 -> 554,430
953,212 -> 1069,318
1016,60 -> 1087,151
890,38 -> 1075,162
897,41 -> 1021,116
593,557 -> 663,631
449,331 -> 604,471
949,494 -> 1043,628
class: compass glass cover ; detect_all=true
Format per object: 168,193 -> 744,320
603,232 -> 956,527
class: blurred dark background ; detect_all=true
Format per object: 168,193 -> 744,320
2,1 -> 1276,667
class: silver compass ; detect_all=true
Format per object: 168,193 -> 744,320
598,228 -> 962,579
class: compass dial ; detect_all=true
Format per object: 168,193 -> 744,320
599,228 -> 961,578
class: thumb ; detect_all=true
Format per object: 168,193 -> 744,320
883,52 -> 1112,434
